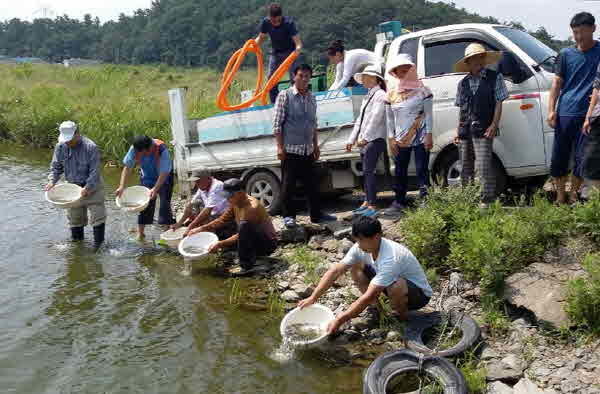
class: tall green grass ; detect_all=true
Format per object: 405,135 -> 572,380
0,63 -> 257,162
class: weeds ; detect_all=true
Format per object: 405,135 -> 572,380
456,349 -> 487,394
566,253 -> 600,336
287,246 -> 321,285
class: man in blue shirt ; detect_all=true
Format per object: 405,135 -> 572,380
255,3 -> 303,103
548,12 -> 600,204
116,136 -> 175,238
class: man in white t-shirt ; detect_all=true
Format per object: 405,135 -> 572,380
171,170 -> 232,238
298,216 -> 432,334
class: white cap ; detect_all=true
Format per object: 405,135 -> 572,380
58,121 -> 78,143
387,54 -> 415,75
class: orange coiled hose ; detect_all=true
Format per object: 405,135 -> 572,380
216,39 -> 299,111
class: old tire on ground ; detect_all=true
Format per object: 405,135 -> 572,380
433,147 -> 508,193
363,349 -> 468,394
245,171 -> 281,215
405,310 -> 481,358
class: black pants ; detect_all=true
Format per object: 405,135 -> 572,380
281,153 -> 321,220
138,175 -> 175,225
238,221 -> 277,269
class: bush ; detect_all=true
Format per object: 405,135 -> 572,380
566,253 -> 600,336
573,190 -> 600,240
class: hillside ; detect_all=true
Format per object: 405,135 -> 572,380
0,0 -> 571,68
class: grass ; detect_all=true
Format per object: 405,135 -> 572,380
456,349 -> 487,394
566,252 -> 600,337
0,63 -> 257,162
286,246 -> 322,285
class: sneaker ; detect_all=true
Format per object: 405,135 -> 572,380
479,202 -> 490,209
384,201 -> 406,215
352,205 -> 368,214
283,217 -> 297,228
312,214 -> 337,224
228,265 -> 257,277
361,208 -> 379,218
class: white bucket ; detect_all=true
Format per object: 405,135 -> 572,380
116,186 -> 151,213
45,183 -> 83,209
160,227 -> 188,248
178,232 -> 219,261
280,304 -> 335,348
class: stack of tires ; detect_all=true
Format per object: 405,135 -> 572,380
363,311 -> 481,394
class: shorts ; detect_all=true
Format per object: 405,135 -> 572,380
364,264 -> 430,310
67,183 -> 106,227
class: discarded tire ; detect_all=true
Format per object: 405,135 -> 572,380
405,310 -> 481,358
363,349 -> 468,394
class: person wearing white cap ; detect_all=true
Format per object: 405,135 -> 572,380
346,63 -> 388,218
385,54 -> 434,214
453,43 -> 508,206
45,121 -> 106,247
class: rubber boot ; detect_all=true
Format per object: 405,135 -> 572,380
71,226 -> 84,241
93,223 -> 105,248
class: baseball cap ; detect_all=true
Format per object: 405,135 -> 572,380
58,121 -> 78,143
220,178 -> 244,199
188,168 -> 211,182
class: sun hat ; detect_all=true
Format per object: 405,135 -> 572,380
353,63 -> 384,85
188,168 -> 211,182
220,178 -> 244,199
387,53 -> 415,75
453,43 -> 502,73
58,121 -> 78,143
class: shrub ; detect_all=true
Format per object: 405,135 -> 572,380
573,190 -> 600,240
566,253 -> 600,336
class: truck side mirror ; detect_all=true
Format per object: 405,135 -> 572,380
498,52 -> 530,85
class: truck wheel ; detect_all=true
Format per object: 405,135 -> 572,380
434,148 -> 508,193
245,172 -> 282,215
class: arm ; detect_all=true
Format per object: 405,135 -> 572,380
423,94 -> 434,150
298,263 -> 350,307
331,56 -> 355,91
185,207 -> 212,234
329,62 -> 345,91
47,145 -> 63,190
312,106 -> 320,160
149,148 -> 173,198
292,35 -> 302,52
149,172 -> 169,200
273,91 -> 288,160
328,283 -> 385,333
584,88 -> 599,134
83,147 -> 101,196
115,167 -> 131,197
547,76 -> 563,129
191,206 -> 235,235
255,32 -> 267,46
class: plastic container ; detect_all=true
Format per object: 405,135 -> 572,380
280,304 -> 335,348
116,186 -> 151,213
178,232 -> 219,260
45,183 -> 83,209
159,227 -> 188,248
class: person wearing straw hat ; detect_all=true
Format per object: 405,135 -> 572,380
453,43 -> 508,207
45,121 -> 106,247
115,135 -> 175,239
346,63 -> 388,217
385,54 -> 434,214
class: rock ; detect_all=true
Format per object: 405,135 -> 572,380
307,235 -> 326,250
350,316 -> 370,331
386,330 -> 401,341
486,355 -> 526,382
321,239 -> 339,252
315,263 -> 329,276
501,355 -> 526,373
291,283 -> 313,298
443,295 -> 463,311
488,381 -> 514,394
280,226 -> 308,243
335,252 -> 345,260
277,281 -> 290,290
368,329 -> 387,339
338,238 -> 354,254
280,290 -> 300,302
560,379 -> 582,394
333,227 -> 352,239
481,345 -> 501,361
504,262 -> 580,328
343,329 -> 361,341
448,272 -> 464,295
514,377 -> 558,394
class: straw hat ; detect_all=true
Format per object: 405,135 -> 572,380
453,43 -> 502,73
387,53 -> 415,75
353,63 -> 384,85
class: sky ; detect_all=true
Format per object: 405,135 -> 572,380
2,0 -> 600,40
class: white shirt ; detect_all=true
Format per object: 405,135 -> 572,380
341,238 -> 433,297
329,49 -> 379,91
192,178 -> 229,216
347,86 -> 388,147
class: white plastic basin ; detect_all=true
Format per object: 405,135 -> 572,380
116,186 -> 150,213
178,232 -> 219,260
280,304 -> 335,348
160,227 -> 188,248
45,183 -> 83,209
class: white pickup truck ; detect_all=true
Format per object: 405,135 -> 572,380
169,23 -> 557,213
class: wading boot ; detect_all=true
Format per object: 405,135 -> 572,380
93,223 -> 105,248
71,226 -> 84,241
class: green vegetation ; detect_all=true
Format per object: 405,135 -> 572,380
286,246 -> 322,285
566,253 -> 600,336
456,352 -> 487,394
0,63 -> 255,162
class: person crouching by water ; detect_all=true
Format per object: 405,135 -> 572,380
385,54 -> 434,214
188,179 -> 278,277
115,135 -> 175,239
346,63 -> 388,218
298,216 -> 432,334
170,169 -> 235,240
45,121 -> 106,247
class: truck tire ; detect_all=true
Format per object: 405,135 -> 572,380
434,148 -> 508,193
363,350 -> 468,394
245,171 -> 282,215
404,311 -> 481,358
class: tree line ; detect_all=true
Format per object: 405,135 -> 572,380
0,0 -> 573,68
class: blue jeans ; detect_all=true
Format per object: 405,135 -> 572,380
268,51 -> 301,104
393,144 -> 430,204
360,139 -> 386,205
551,116 -> 588,178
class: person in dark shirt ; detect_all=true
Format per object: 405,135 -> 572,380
255,3 -> 303,103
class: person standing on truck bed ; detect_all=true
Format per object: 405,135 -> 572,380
45,121 -> 106,248
346,63 -> 388,218
327,40 -> 379,91
454,43 -> 508,207
189,178 -> 278,277
115,135 -> 175,239
548,12 -> 600,205
273,63 -> 338,228
385,54 -> 434,214
255,2 -> 303,104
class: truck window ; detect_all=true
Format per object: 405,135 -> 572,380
494,27 -> 557,73
424,40 -> 496,77
399,37 -> 419,66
